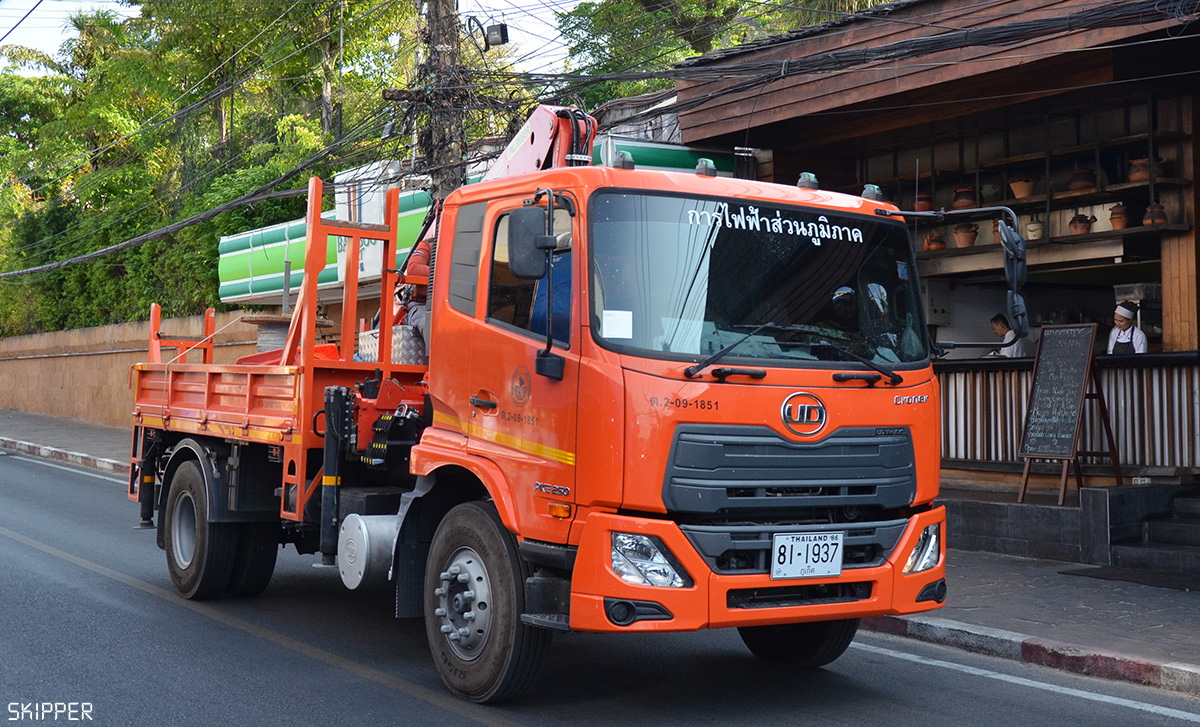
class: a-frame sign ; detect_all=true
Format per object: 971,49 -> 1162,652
1018,324 -> 1123,505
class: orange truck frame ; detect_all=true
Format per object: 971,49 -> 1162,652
130,109 -> 962,704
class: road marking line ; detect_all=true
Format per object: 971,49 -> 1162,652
12,455 -> 126,484
0,523 -> 525,727
853,641 -> 1200,723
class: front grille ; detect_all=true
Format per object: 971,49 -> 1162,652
681,519 -> 908,575
663,424 -> 918,576
728,582 -> 872,609
662,425 -> 916,514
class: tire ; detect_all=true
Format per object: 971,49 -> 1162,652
162,460 -> 238,600
738,618 -> 860,669
225,522 -> 279,597
424,501 -> 550,703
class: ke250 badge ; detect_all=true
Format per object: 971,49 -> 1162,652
534,481 -> 570,497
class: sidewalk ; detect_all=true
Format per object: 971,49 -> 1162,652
2,408 -> 1200,696
0,409 -> 129,476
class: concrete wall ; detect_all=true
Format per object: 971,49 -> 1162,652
944,498 -> 1082,563
0,313 -> 258,429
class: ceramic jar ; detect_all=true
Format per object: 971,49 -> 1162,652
1144,203 -> 1169,226
1069,214 -> 1097,234
1109,204 -> 1129,230
1128,157 -> 1162,182
952,223 -> 979,247
1025,218 -> 1044,240
1066,168 -> 1097,191
915,193 -> 933,212
1007,177 -> 1037,198
951,187 -> 978,210
923,227 -> 945,251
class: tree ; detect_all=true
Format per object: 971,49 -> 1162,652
0,0 -> 428,335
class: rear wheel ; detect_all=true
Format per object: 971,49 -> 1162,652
225,522 -> 279,596
738,618 -> 860,669
162,460 -> 238,600
424,501 -> 550,703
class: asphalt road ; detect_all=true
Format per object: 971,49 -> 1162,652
4,452 -> 1200,726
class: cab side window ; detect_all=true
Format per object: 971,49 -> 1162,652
487,209 -> 572,345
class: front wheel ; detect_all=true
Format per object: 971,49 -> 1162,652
162,460 -> 238,600
424,502 -> 550,703
738,618 -> 860,669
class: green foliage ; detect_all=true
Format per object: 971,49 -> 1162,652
0,1 -> 424,336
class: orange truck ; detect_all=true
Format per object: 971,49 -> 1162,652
130,107 -> 1022,703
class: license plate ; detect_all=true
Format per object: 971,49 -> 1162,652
771,531 -> 843,579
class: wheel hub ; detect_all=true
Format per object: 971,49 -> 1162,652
171,490 -> 197,569
433,546 -> 492,660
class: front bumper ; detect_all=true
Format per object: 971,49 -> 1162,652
567,507 -> 946,632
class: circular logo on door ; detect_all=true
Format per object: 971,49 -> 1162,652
511,367 -> 531,407
781,392 -> 827,436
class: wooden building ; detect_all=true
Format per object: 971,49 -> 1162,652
673,0 -> 1200,493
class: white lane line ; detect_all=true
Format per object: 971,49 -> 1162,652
12,455 -> 126,484
853,641 -> 1200,723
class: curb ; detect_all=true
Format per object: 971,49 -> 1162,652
0,437 -> 129,478
862,614 -> 1200,696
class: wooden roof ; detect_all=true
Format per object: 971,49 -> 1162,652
676,0 -> 1199,146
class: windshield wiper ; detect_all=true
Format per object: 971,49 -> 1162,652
684,321 -> 775,379
810,340 -> 903,385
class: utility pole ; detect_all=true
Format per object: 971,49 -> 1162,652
424,0 -> 465,199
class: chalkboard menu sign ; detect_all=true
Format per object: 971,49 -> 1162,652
1020,324 -> 1098,458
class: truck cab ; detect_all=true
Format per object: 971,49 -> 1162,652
412,164 -> 945,695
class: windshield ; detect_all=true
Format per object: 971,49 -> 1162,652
588,191 -> 928,366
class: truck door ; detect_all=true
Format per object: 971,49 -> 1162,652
464,201 -> 580,542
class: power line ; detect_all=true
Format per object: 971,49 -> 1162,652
0,0 -> 46,44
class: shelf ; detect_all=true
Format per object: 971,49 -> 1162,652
971,131 -> 1189,172
915,224 -> 1187,278
947,179 -> 1191,213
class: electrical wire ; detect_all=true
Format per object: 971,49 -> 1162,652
6,0 -> 1197,285
0,0 -> 46,45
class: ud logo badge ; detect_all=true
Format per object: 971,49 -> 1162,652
781,392 -> 827,436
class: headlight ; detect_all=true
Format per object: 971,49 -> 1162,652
611,533 -> 689,588
903,523 -> 941,574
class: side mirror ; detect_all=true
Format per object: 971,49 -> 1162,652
507,206 -> 550,279
998,221 -> 1027,290
1008,291 -> 1029,339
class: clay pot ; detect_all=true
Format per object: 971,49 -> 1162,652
1144,203 -> 1169,226
951,186 -> 978,210
1007,177 -> 1037,199
1109,204 -> 1129,230
914,194 -> 933,212
1025,219 -> 1044,240
1069,214 -> 1097,235
923,227 -> 945,251
1128,157 -> 1163,182
952,223 -> 979,248
1066,168 -> 1097,191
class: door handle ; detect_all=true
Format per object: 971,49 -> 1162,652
470,395 -> 498,409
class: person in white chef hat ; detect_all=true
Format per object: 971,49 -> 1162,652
1108,301 -> 1147,355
